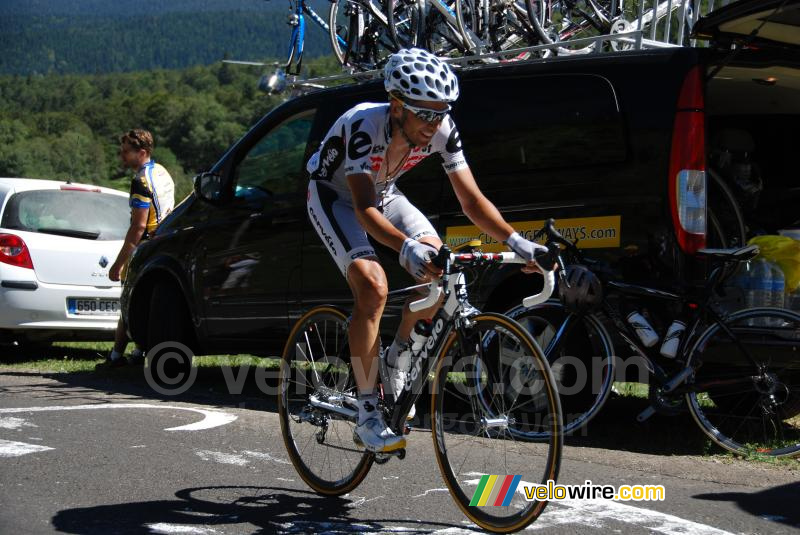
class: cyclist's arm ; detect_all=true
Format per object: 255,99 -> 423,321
347,173 -> 408,252
447,166 -> 515,243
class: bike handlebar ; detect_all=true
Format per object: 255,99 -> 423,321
408,237 -> 561,312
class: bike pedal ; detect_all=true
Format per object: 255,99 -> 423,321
374,448 -> 406,464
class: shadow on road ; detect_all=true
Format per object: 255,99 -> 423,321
0,364 -> 724,458
51,485 -> 473,534
693,481 -> 800,528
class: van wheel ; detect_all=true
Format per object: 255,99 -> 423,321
146,281 -> 193,390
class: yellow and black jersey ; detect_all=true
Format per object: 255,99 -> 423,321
130,160 -> 175,238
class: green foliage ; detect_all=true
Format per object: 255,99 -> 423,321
0,58 -> 340,199
1,9 -> 332,76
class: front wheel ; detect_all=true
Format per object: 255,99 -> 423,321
278,306 -> 374,495
431,313 -> 562,532
685,307 -> 800,458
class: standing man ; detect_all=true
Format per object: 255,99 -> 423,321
306,49 -> 546,452
105,128 -> 175,366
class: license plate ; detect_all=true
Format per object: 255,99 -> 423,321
68,298 -> 120,316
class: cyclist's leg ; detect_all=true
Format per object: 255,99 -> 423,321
380,189 -> 443,417
346,258 -> 388,396
307,180 -> 405,452
382,189 -> 443,339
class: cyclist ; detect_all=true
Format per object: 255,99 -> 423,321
306,48 -> 545,453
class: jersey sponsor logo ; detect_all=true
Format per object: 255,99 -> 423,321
371,144 -> 385,154
445,118 -> 462,154
369,155 -> 383,172
348,119 -> 372,160
412,144 -> 432,154
309,206 -> 337,255
402,154 -> 428,171
350,250 -> 374,260
311,136 -> 345,181
443,158 -> 466,171
405,317 -> 446,391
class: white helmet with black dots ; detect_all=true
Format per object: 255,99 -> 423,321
384,48 -> 459,102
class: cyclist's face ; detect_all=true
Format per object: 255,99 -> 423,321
393,98 -> 448,146
119,142 -> 147,169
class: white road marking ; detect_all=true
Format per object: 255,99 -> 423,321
412,488 -> 449,498
0,404 -> 236,431
0,439 -> 54,457
195,450 -> 248,466
145,523 -> 218,534
0,416 -> 37,430
347,495 -> 385,508
194,449 -> 290,467
241,450 -> 291,465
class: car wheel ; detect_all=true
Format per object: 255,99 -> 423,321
145,280 -> 193,390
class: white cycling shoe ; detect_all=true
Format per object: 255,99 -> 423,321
387,366 -> 416,421
353,413 -> 406,453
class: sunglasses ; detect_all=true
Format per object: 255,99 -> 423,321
392,95 -> 450,123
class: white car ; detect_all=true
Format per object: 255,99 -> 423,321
0,178 -> 129,347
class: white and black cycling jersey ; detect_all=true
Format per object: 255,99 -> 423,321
306,102 -> 468,201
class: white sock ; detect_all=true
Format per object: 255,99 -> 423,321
109,350 -> 123,361
386,337 -> 411,371
357,394 -> 379,425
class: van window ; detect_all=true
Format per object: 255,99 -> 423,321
455,74 -> 626,174
235,110 -> 316,200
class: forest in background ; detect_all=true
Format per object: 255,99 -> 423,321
1,0 -> 332,75
0,56 -> 341,200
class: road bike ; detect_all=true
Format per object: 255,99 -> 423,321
524,0 -> 696,54
276,0 -> 348,75
501,224 -> 800,457
329,0 -> 422,70
278,237 -> 564,532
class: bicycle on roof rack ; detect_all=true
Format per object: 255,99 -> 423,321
278,228 -> 565,532
524,0 -> 697,54
500,223 -> 800,457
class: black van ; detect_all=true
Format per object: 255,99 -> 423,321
121,0 -> 800,356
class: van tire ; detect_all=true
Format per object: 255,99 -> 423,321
146,280 -> 193,388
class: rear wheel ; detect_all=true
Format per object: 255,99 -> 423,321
507,301 -> 615,437
278,306 -> 374,495
685,307 -> 800,457
431,313 -> 562,532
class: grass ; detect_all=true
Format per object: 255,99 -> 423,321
0,341 -> 280,373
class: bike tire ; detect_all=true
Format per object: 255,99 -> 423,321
455,0 -> 483,54
329,0 -> 364,67
278,305 -> 374,495
431,312 -> 562,532
684,307 -> 800,458
506,300 -> 616,438
424,0 -> 475,56
386,0 -> 423,51
707,166 -> 747,249
525,0 -> 616,55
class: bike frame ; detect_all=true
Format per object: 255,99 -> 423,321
286,0 -> 347,74
544,252 -> 764,397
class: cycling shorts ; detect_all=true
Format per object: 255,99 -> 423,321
307,180 -> 438,278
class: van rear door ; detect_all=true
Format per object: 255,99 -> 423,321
694,0 -> 800,49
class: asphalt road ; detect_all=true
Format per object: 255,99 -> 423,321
0,371 -> 798,535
